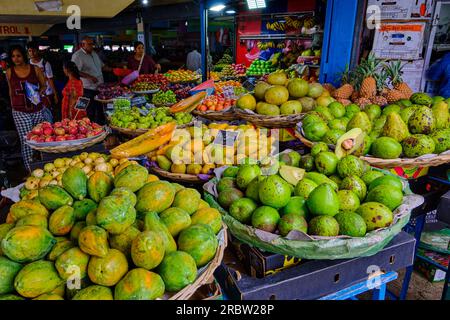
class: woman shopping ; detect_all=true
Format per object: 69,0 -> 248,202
61,61 -> 86,120
6,45 -> 48,171
127,41 -> 161,74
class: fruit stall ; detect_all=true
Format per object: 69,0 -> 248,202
0,0 -> 449,303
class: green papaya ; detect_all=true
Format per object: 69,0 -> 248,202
62,167 -> 88,200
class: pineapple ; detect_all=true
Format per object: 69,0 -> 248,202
371,96 -> 388,106
336,98 -> 352,106
354,97 -> 372,109
384,89 -> 405,104
332,65 -> 354,99
371,71 -> 389,106
322,83 -> 336,95
357,53 -> 380,99
384,60 -> 413,99
351,91 -> 360,102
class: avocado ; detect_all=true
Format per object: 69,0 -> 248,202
371,137 -> 402,159
308,216 -> 339,236
281,196 -> 309,218
306,184 -> 339,216
279,165 -> 305,186
408,106 -> 435,134
217,177 -> 237,193
218,188 -> 244,209
311,142 -> 329,157
322,129 -> 345,145
340,175 -> 367,201
278,213 -> 308,236
335,128 -> 365,159
294,178 -> 318,198
303,122 -> 329,142
365,104 -> 381,121
299,154 -> 315,172
279,151 -> 301,167
251,206 -> 280,233
347,112 -> 372,133
352,133 -> 373,157
432,101 -> 449,130
430,129 -> 450,154
369,175 -> 403,192
366,185 -> 403,211
401,134 -> 436,158
361,170 -> 385,186
356,202 -> 393,231
314,151 -> 339,176
223,166 -> 239,178
382,104 -> 401,116
305,172 -> 339,191
337,155 -> 365,178
337,190 -> 360,213
335,212 -> 367,237
382,112 -> 409,142
329,175 -> 343,187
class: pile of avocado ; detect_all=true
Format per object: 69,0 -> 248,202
301,93 -> 450,159
215,150 -> 405,238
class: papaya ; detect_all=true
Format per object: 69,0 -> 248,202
88,172 -> 113,203
62,167 -> 88,200
88,249 -> 128,286
114,160 -> 138,176
9,200 -> 48,222
170,91 -> 207,113
109,226 -> 140,258
191,208 -> 222,234
0,256 -> 22,294
144,212 -> 177,253
47,237 -> 75,261
14,260 -> 63,298
157,251 -> 197,292
110,123 -> 176,158
110,187 -> 137,206
85,210 -> 97,226
0,294 -> 25,300
72,285 -> 113,300
114,164 -> 149,193
49,283 -> 66,298
15,214 -> 48,229
70,221 -> 86,243
5,212 -> 14,224
136,181 -> 175,213
33,293 -> 64,300
0,223 -> 14,256
78,225 -> 109,257
55,247 -> 90,280
39,185 -> 73,210
131,231 -> 165,270
96,195 -> 136,235
1,226 -> 56,263
65,277 -> 91,300
73,199 -> 97,221
172,188 -> 201,215
49,205 -> 75,236
159,207 -> 191,237
178,224 -> 218,267
114,268 -> 165,300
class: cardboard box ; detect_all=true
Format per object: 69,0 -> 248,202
230,236 -> 302,278
373,22 -> 426,60
188,280 -> 224,300
215,232 -> 416,300
437,191 -> 450,225
367,0 -> 412,20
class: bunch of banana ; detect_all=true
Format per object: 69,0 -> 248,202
277,43 -> 286,49
257,41 -> 276,50
266,21 -> 286,31
303,17 -> 316,29
285,16 -> 302,29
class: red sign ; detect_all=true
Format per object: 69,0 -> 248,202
0,24 -> 32,36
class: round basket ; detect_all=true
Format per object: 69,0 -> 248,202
168,223 -> 227,300
109,120 -> 195,137
192,108 -> 237,121
203,181 -> 424,260
149,166 -> 213,184
360,153 -> 450,168
153,102 -> 175,108
132,88 -> 159,95
235,108 -> 305,128
94,97 -> 114,104
25,128 -> 110,153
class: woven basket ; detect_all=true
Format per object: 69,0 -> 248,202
294,131 -> 314,148
109,121 -> 195,137
150,166 -> 213,183
192,108 -> 237,121
94,97 -> 114,104
25,128 -> 110,153
169,223 -> 227,300
361,154 -> 450,168
235,108 -> 305,128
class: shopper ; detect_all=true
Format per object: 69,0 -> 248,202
186,45 -> 202,72
426,52 -> 450,98
71,36 -> 111,124
5,45 -> 48,171
61,61 -> 85,120
27,41 -> 58,122
127,41 -> 161,74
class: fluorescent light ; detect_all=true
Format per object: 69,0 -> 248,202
210,4 -> 226,12
247,0 -> 266,10
226,10 -> 236,14
142,0 -> 148,5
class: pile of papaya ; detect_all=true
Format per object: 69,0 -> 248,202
0,161 -> 222,300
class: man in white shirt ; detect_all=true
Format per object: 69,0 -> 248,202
186,46 -> 202,72
71,36 -> 111,124
27,41 -> 58,121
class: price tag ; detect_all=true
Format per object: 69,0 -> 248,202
212,130 -> 240,147
75,97 -> 90,110
131,96 -> 147,107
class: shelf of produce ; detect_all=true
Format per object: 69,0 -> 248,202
214,232 -> 415,300
239,34 -> 313,41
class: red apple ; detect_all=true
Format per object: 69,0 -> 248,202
37,137 -> 45,143
31,126 -> 43,135
78,126 -> 88,134
41,121 -> 51,127
55,136 -> 66,142
68,120 -> 78,127
62,119 -> 70,125
86,132 -> 96,137
45,136 -> 55,142
76,134 -> 86,140
91,123 -> 102,129
66,135 -> 76,141
68,127 -> 78,135
93,129 -> 103,136
30,135 -> 40,141
43,127 -> 54,136
63,126 -> 70,134
54,122 -> 63,128
81,117 -> 91,125
54,127 -> 65,136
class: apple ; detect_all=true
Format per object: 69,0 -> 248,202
45,136 -> 55,142
43,127 -> 54,136
86,132 -> 96,137
63,126 -> 70,134
76,134 -> 86,139
54,127 -> 65,136
55,136 -> 66,142
37,137 -> 45,143
69,120 -> 78,127
66,135 -> 76,141
93,129 -> 103,136
82,117 -> 91,124
54,122 -> 63,128
30,135 -> 40,141
41,121 -> 52,127
31,126 -> 43,135
91,123 -> 102,129
78,126 -> 88,134
69,127 -> 78,135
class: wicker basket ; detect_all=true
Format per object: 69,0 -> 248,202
25,128 -> 110,153
361,154 -> 450,168
94,97 -> 114,104
235,108 -> 305,128
169,223 -> 227,300
294,131 -> 314,148
192,108 -> 237,121
150,166 -> 213,183
109,121 -> 195,137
